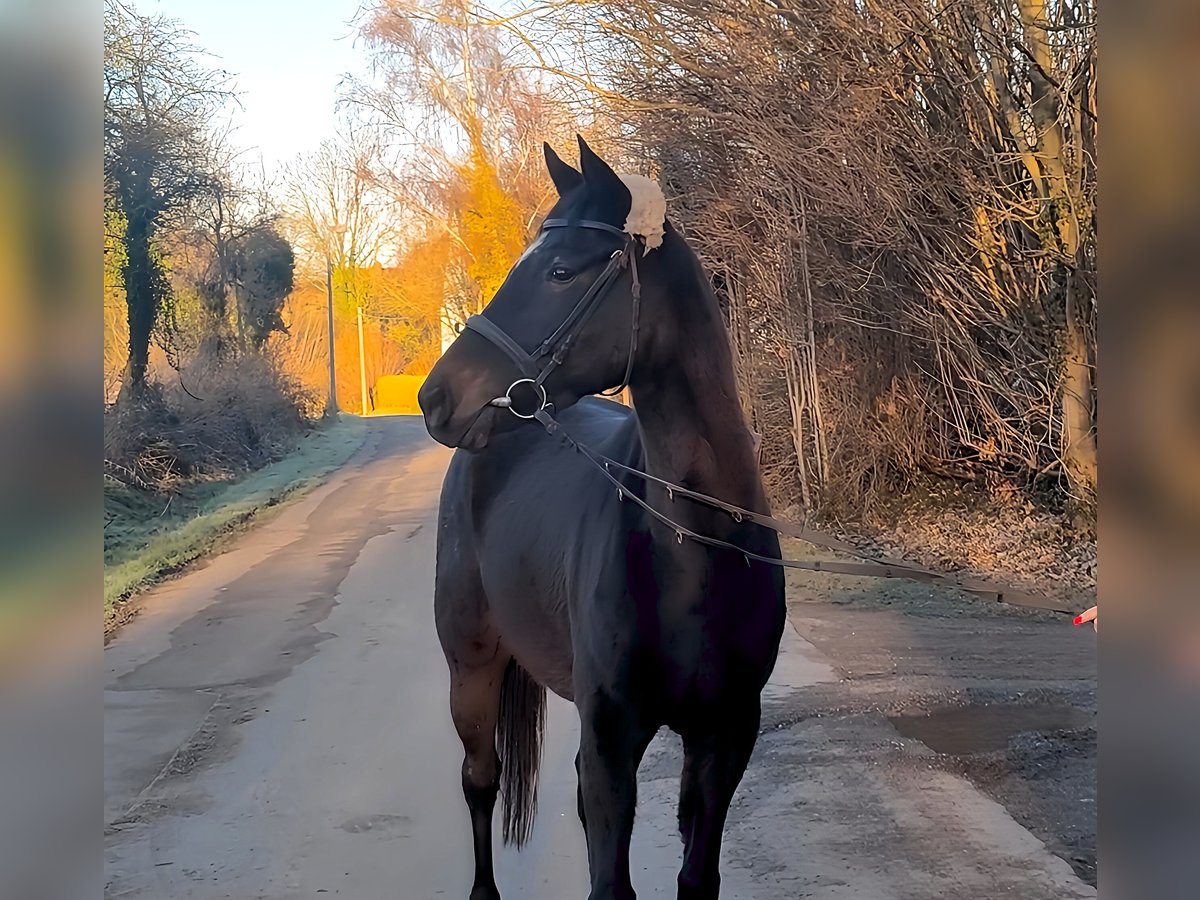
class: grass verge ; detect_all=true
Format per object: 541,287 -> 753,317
103,416 -> 368,636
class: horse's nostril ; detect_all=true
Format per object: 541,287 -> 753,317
420,382 -> 451,429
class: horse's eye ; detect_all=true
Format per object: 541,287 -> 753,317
549,265 -> 575,283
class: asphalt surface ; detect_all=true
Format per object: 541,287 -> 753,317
104,416 -> 1096,899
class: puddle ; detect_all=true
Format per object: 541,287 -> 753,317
888,703 -> 1093,755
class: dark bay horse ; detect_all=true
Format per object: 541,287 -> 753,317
417,137 -> 786,900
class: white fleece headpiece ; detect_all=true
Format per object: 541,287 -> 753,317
617,173 -> 666,253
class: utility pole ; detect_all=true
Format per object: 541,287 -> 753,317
357,305 -> 369,416
325,257 -> 338,416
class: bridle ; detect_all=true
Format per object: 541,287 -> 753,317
463,218 -> 642,418
457,217 -> 1072,616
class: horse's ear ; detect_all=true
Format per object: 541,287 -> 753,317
544,142 -> 582,196
577,134 -> 622,191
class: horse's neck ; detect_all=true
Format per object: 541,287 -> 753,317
630,299 -> 767,528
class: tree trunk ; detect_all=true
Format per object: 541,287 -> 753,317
1016,0 -> 1097,498
1062,272 -> 1097,494
118,208 -> 157,404
782,346 -> 813,510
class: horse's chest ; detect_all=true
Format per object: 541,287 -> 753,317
652,608 -> 776,703
628,561 -> 785,715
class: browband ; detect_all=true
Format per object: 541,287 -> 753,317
541,218 -> 629,239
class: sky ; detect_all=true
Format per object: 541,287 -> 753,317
143,0 -> 370,177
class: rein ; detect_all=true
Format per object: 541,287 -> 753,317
530,407 -> 1074,615
468,219 -> 1073,616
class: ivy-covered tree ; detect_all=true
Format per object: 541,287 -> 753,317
235,225 -> 295,349
103,0 -> 232,401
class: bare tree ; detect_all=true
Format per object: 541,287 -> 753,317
282,127 -> 397,308
515,0 -> 1097,511
349,0 -> 587,314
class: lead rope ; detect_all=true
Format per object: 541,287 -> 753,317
530,406 -> 1073,615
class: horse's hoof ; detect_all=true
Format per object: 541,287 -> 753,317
469,886 -> 501,900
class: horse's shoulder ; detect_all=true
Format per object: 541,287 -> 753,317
561,397 -> 642,466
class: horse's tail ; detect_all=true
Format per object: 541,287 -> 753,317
497,658 -> 546,848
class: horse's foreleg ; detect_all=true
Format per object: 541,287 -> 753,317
449,654 -> 509,900
676,700 -> 761,900
575,750 -> 589,838
577,695 -> 655,900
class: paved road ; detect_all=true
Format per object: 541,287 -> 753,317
104,416 -> 1095,899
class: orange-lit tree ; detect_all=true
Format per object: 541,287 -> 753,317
351,0 -> 580,325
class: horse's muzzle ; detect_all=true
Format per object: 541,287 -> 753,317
418,377 -> 497,451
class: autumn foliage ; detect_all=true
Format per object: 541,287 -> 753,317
453,146 -> 528,312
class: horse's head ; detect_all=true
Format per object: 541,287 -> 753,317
419,136 -> 667,450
